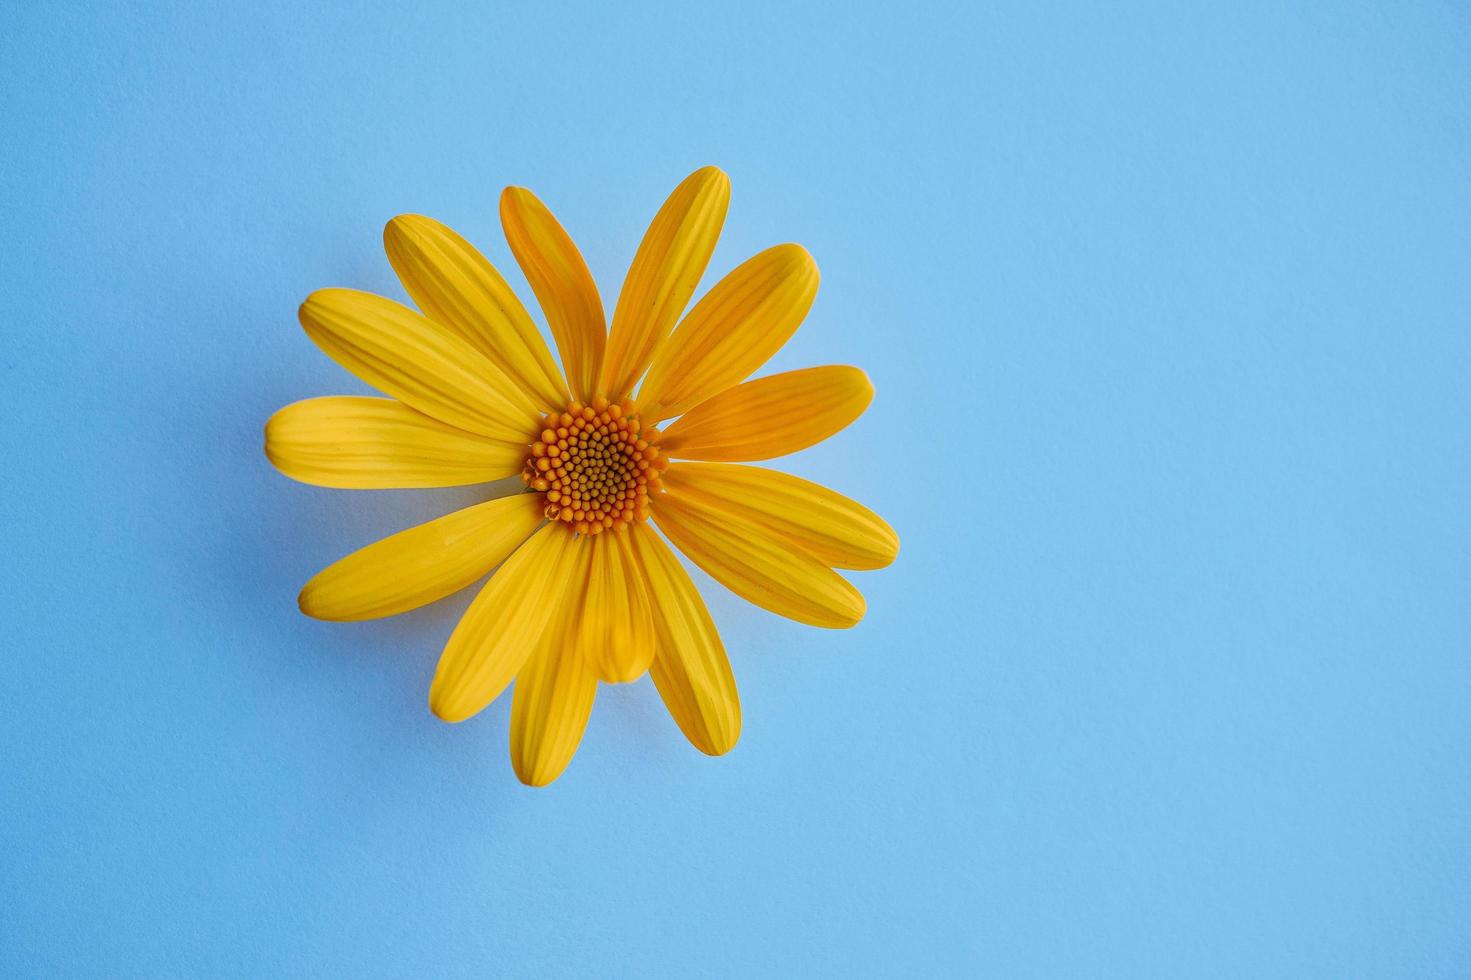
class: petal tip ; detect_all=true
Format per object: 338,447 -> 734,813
500,185 -> 532,205
700,728 -> 741,757
772,241 -> 815,266
514,768 -> 561,788
836,590 -> 868,629
382,213 -> 415,244
499,186 -> 547,229
428,691 -> 472,724
297,287 -> 351,328
844,367 -> 877,413
383,213 -> 450,257
684,165 -> 731,206
262,412 -> 282,456
597,662 -> 651,685
512,751 -> 572,787
296,581 -> 353,622
761,242 -> 819,288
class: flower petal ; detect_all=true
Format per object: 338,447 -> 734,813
658,365 -> 873,462
627,523 -> 740,755
299,288 -> 541,443
653,493 -> 865,629
638,244 -> 819,422
264,396 -> 523,489
662,463 -> 898,570
500,187 -> 607,403
576,530 -> 655,683
510,585 -> 599,787
383,215 -> 568,412
598,166 -> 730,402
429,523 -> 578,723
297,493 -> 545,622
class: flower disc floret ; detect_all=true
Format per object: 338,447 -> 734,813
521,395 -> 668,535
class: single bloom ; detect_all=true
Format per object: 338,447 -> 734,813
265,166 -> 898,785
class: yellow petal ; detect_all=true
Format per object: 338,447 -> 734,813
298,493 -> 544,621
627,523 -> 740,754
383,215 -> 568,412
653,493 -> 865,629
429,523 -> 578,723
299,288 -> 540,444
598,166 -> 730,402
662,463 -> 898,571
658,365 -> 873,462
500,187 -> 607,403
576,530 -> 655,683
638,244 -> 819,422
510,588 -> 599,787
264,396 -> 524,489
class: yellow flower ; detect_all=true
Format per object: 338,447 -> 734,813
265,166 -> 898,785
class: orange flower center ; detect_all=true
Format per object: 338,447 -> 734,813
521,395 -> 668,535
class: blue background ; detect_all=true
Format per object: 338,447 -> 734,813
3,2 -> 1468,975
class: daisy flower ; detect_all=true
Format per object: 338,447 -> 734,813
265,166 -> 898,785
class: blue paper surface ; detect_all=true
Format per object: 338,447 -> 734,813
3,2 -> 1468,975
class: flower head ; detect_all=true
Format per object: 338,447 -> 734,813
266,167 -> 898,785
